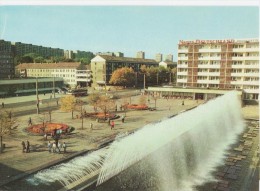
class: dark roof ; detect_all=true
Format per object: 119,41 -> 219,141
99,55 -> 158,64
162,61 -> 177,65
16,62 -> 82,69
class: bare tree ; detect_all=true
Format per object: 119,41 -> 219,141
0,110 -> 16,153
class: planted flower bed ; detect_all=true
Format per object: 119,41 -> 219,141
27,123 -> 72,135
126,104 -> 148,110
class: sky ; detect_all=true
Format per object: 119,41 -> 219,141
0,2 -> 259,60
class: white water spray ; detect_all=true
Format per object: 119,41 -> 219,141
97,91 -> 245,190
27,91 -> 244,190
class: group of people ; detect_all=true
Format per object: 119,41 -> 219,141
47,141 -> 66,153
21,140 -> 30,153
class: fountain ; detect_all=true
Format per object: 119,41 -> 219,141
17,91 -> 244,191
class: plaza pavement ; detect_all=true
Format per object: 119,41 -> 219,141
0,91 -> 258,190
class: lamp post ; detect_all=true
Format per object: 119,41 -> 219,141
36,77 -> 40,114
143,73 -> 146,90
53,76 -> 56,98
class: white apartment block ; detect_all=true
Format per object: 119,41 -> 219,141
16,62 -> 91,88
177,38 -> 259,101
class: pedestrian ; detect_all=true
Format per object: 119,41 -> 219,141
1,102 -> 4,108
121,115 -> 125,123
26,140 -> 30,153
182,100 -> 184,105
108,118 -> 111,126
44,133 -> 48,141
21,141 -> 26,153
28,117 -> 32,126
57,142 -> 61,153
47,141 -> 52,153
62,142 -> 66,153
52,142 -> 56,153
110,121 -> 115,130
90,122 -> 93,130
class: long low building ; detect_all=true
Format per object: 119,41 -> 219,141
0,77 -> 64,97
147,86 -> 244,103
16,62 -> 91,88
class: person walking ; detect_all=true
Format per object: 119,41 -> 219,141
1,102 -> 4,108
110,121 -> 115,130
26,140 -> 30,153
47,141 -> 52,153
90,122 -> 93,130
62,142 -> 66,153
52,142 -> 56,153
57,142 -> 61,153
121,115 -> 125,123
44,133 -> 48,141
28,117 -> 32,126
21,141 -> 26,153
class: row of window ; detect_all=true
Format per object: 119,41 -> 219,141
28,69 -> 76,72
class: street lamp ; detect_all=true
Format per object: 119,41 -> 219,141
36,77 -> 40,114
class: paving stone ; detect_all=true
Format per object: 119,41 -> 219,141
226,174 -> 238,180
227,168 -> 236,174
217,186 -> 230,191
217,172 -> 226,177
225,162 -> 235,166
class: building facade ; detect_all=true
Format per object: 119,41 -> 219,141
155,53 -> 163,62
90,55 -> 158,87
0,40 -> 15,79
177,38 -> 259,101
14,42 -> 64,58
16,62 -> 91,88
136,51 -> 145,59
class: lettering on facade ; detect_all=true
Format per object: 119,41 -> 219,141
179,39 -> 235,45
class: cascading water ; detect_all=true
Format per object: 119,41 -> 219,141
96,91 -> 245,190
25,91 -> 244,191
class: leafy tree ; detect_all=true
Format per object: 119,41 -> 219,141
109,67 -> 135,86
0,110 -> 16,153
34,56 -> 45,63
60,95 -> 77,119
20,55 -> 34,63
88,93 -> 100,107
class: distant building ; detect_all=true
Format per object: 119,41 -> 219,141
136,51 -> 145,59
91,55 -> 158,87
16,62 -> 91,88
177,38 -> 259,102
64,50 -> 74,59
97,52 -> 124,57
14,42 -> 64,58
165,54 -> 173,61
159,60 -> 177,69
0,40 -> 15,79
155,53 -> 163,62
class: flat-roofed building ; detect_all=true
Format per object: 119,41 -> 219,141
155,53 -> 163,62
91,55 -> 158,87
136,51 -> 145,59
177,38 -> 259,102
16,62 -> 91,88
0,40 -> 15,79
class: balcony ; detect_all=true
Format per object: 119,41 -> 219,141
178,57 -> 188,60
198,48 -> 221,53
177,71 -> 188,75
197,72 -> 220,76
177,64 -> 188,68
178,49 -> 188,53
177,79 -> 188,83
233,47 -> 259,52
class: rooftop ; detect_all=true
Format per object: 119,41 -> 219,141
16,62 -> 83,69
98,55 -> 158,64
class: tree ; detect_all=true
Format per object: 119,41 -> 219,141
109,67 -> 135,87
88,93 -> 115,118
0,110 -> 16,153
60,95 -> 77,119
34,56 -> 45,63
